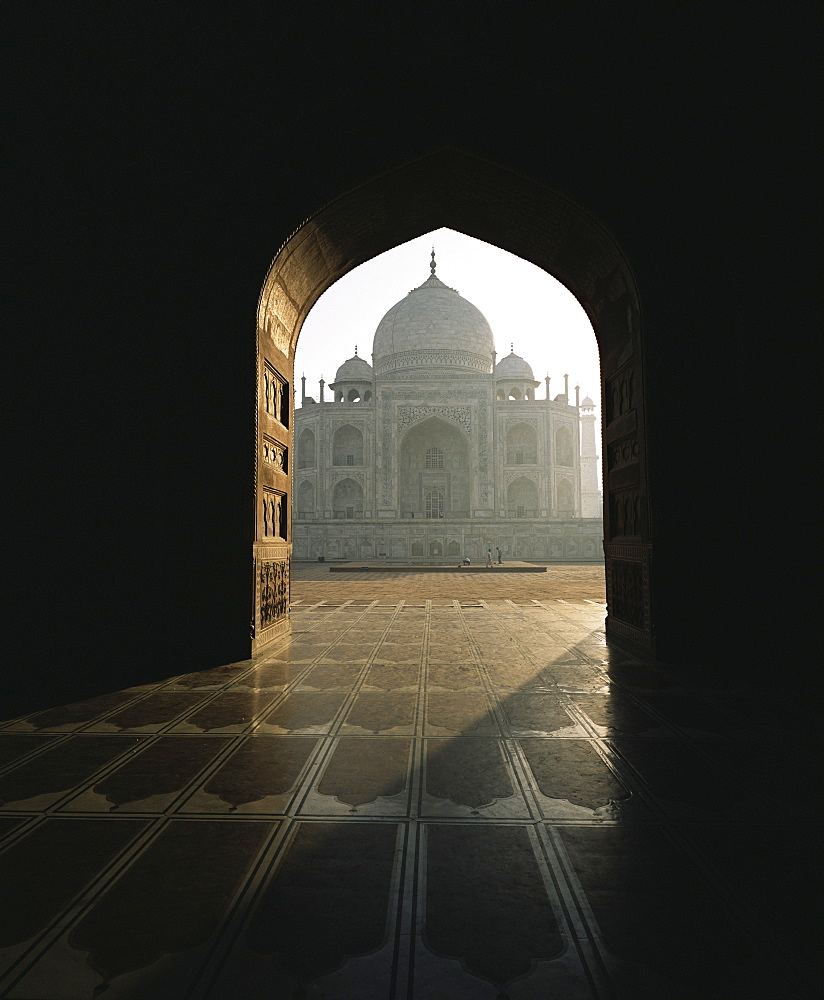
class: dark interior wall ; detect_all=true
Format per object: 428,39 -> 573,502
6,3 -> 819,713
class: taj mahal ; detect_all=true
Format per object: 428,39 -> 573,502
292,253 -> 603,563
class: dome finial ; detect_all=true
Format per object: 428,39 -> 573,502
354,344 -> 358,356
430,247 -> 436,276
511,342 -> 514,353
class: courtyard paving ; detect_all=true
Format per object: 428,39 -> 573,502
0,565 -> 813,998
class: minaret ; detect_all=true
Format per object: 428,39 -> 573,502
301,374 -> 306,405
319,377 -> 325,403
579,394 -> 601,518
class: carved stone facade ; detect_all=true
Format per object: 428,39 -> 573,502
602,356 -> 651,653
293,260 -> 602,562
254,346 -> 292,651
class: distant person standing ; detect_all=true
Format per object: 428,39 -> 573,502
496,546 -> 502,564
486,548 -> 493,568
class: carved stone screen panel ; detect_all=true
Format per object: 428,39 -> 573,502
262,362 -> 290,427
608,558 -> 644,628
262,488 -> 287,540
259,558 -> 290,631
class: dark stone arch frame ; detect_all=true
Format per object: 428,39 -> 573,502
255,149 -> 651,657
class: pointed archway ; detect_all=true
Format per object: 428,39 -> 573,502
254,149 -> 650,657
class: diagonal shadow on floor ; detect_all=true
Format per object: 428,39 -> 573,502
0,572 -> 815,1000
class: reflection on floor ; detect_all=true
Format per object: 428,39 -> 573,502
0,580 -> 816,999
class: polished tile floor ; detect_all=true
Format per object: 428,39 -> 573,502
0,568 -> 816,998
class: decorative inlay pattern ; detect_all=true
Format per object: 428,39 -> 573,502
331,419 -> 366,432
330,471 -> 365,486
377,350 -> 490,376
610,488 -> 642,538
607,557 -> 644,628
476,409 -> 489,505
604,542 -> 647,560
398,405 -> 471,437
606,366 -> 635,424
504,416 -> 540,431
259,558 -> 289,629
381,397 -> 393,505
505,470 -> 540,487
608,435 -> 639,471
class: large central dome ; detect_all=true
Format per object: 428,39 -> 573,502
371,256 -> 495,377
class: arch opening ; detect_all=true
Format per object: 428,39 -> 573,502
332,424 -> 364,466
400,416 -> 470,520
255,149 -> 649,658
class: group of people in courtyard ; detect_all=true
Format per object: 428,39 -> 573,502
461,546 -> 503,567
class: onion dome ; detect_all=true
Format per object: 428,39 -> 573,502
581,395 -> 595,407
332,352 -> 373,383
371,250 -> 495,376
494,350 -> 535,381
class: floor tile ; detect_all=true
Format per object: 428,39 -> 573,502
0,565 -> 810,1000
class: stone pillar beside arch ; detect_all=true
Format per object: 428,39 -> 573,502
254,329 -> 293,653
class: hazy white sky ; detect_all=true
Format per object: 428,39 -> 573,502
295,227 -> 602,459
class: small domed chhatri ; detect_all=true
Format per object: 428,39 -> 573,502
495,349 -> 535,380
294,251 -> 602,564
333,351 -> 373,383
329,347 -> 374,403
495,347 -> 541,401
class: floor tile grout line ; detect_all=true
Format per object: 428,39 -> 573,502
2,735 -> 169,817
1,624 -> 317,733
4,676 -> 335,816
526,822 -> 613,1000
0,811 -> 50,852
184,817 -> 298,1000
5,657 -> 272,739
482,600 -> 598,672
248,601 -> 389,738
455,600 -> 534,821
389,820 -> 417,1000
589,736 -> 801,970
536,823 -> 617,999
0,814 -> 169,995
3,674 -> 198,736
323,600 -> 410,737
5,575 -> 797,998
444,602 -> 667,997
0,731 -> 81,777
285,601 -> 412,816
48,730 -> 249,818
157,730 -> 316,817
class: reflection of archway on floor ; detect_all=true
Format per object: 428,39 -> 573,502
255,149 -> 651,657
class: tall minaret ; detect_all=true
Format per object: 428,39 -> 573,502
579,394 -> 602,517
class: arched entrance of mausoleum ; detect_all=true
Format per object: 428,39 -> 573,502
254,149 -> 651,658
399,416 -> 471,520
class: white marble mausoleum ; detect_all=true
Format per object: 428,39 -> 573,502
292,254 -> 603,563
